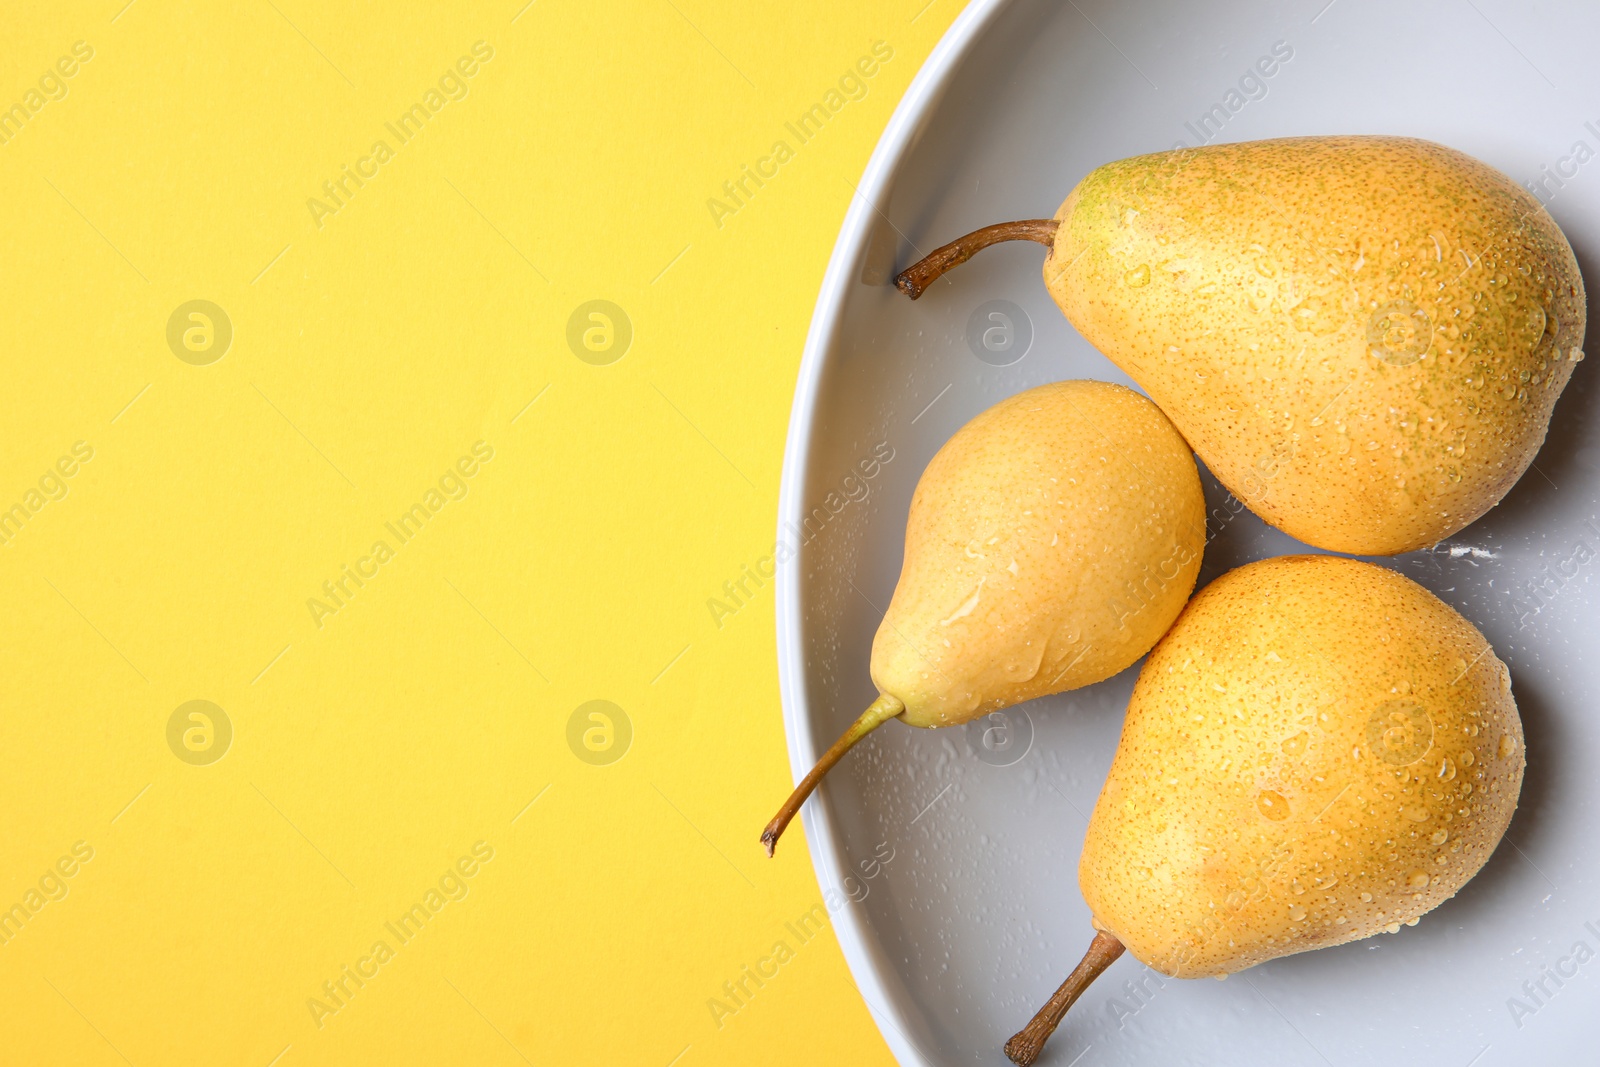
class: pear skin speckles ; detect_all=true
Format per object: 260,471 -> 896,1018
1079,555 -> 1524,977
871,381 -> 1205,728
1046,136 -> 1585,555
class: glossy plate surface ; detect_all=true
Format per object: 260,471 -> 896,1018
776,1 -> 1600,1062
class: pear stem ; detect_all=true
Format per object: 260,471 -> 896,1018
894,219 -> 1059,300
1004,931 -> 1126,1066
761,693 -> 905,857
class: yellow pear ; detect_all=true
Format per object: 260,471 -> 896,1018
1004,555 -> 1524,1065
897,136 -> 1586,554
762,380 -> 1204,855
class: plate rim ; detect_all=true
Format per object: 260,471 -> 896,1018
773,1 -> 1014,1063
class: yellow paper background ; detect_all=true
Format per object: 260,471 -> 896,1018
0,1 -> 958,1062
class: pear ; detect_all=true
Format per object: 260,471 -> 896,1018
897,136 -> 1586,555
762,380 -> 1204,855
1004,554 -> 1524,1065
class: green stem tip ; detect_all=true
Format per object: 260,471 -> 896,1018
761,693 -> 905,857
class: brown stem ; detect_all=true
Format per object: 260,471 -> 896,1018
894,219 -> 1059,300
1004,931 -> 1126,1066
761,693 -> 905,857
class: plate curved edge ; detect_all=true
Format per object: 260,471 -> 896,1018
773,2 -> 1015,1064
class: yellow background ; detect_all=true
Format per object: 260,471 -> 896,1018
0,1 -> 958,1062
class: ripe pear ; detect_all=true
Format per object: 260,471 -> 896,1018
897,136 -> 1586,555
1004,554 -> 1524,1065
762,380 -> 1204,855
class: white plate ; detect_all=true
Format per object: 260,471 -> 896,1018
775,0 -> 1600,1063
